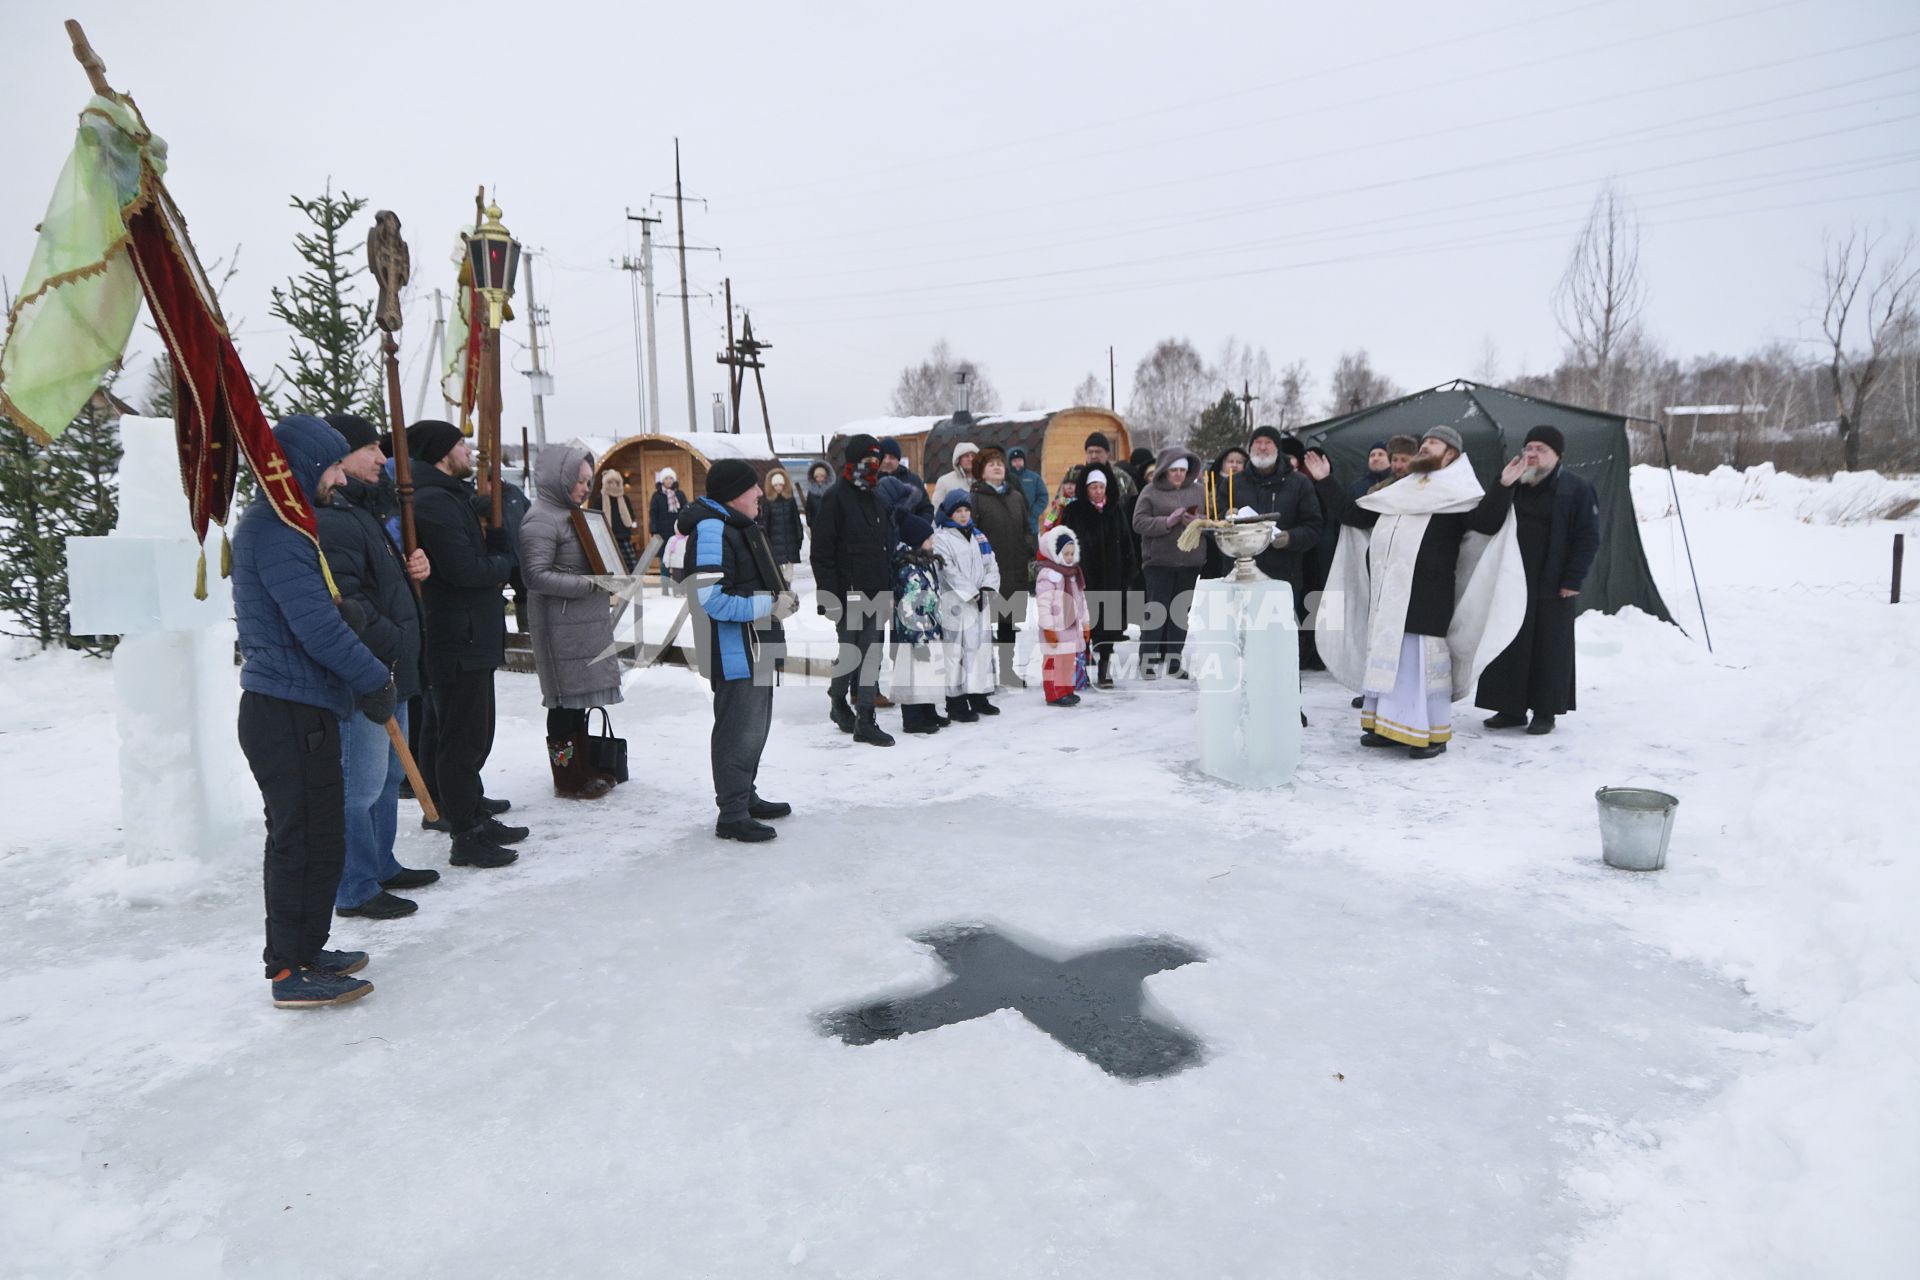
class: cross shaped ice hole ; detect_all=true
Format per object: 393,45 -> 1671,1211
819,925 -> 1206,1081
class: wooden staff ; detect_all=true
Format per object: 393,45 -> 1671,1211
368,210 -> 419,569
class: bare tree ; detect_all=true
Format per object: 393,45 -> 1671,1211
889,339 -> 1001,416
1324,349 -> 1400,417
1273,359 -> 1312,429
1819,226 -> 1920,471
1126,338 -> 1213,450
1553,180 -> 1646,410
1472,334 -> 1502,385
1071,371 -> 1107,408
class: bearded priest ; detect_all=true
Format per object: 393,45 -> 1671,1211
1305,427 -> 1527,760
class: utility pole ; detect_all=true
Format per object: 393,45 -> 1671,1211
1237,380 -> 1257,430
673,139 -> 696,434
715,282 -> 776,453
414,288 -> 447,422
637,212 -> 660,435
523,251 -> 549,447
1109,345 -> 1116,411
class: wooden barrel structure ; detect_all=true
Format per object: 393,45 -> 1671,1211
595,432 -> 787,554
923,407 -> 1131,494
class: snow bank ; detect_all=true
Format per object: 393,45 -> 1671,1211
1632,462 -> 1920,525
1565,597 -> 1920,1278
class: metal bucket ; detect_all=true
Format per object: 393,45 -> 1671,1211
1595,787 -> 1678,871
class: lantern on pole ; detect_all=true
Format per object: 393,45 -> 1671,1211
466,202 -> 521,328
465,197 -> 520,525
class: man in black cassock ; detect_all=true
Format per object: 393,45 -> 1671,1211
1474,425 -> 1600,736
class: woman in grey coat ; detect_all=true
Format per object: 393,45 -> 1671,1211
518,444 -> 622,799
1130,444 -> 1206,678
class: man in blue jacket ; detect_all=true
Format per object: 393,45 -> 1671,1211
231,415 -> 396,1008
679,459 -> 799,842
1007,447 -> 1048,537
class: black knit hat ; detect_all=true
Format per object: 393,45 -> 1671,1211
408,420 -> 463,464
1279,435 -> 1307,463
843,433 -> 881,465
1249,425 -> 1283,450
706,458 -> 759,504
326,413 -> 381,453
1084,431 -> 1112,451
878,436 -> 903,459
1524,424 -> 1567,456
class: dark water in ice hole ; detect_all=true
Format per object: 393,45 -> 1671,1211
817,924 -> 1207,1081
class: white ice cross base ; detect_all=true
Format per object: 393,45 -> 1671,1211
1189,577 -> 1301,787
64,416 -> 248,865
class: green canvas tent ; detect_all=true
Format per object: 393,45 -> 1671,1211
1296,380 -> 1675,624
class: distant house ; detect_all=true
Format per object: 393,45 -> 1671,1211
1658,404 -> 1772,470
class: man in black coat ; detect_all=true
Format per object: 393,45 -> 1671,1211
808,433 -> 895,746
408,420 -> 528,864
1238,426 -> 1323,591
1475,425 -> 1601,735
318,415 -> 440,920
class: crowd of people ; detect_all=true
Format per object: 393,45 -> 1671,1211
229,411 -> 1599,1009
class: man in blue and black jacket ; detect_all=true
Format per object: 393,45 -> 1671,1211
231,415 -> 395,1009
678,459 -> 798,843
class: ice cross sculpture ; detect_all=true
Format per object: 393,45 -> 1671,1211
818,925 -> 1206,1080
66,415 -> 249,865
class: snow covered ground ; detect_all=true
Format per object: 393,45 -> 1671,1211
2,470 -> 1916,1278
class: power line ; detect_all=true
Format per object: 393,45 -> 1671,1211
753,109 -> 1920,308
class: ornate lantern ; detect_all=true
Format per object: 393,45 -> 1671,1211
466,201 -> 521,329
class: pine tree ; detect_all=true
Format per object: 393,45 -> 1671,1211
264,185 -> 381,421
0,379 -> 123,652
1187,390 -> 1246,463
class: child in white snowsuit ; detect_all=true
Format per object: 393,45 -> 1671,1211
932,490 -> 1000,722
1034,525 -> 1091,707
890,513 -> 948,734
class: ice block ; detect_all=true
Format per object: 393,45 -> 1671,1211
1188,577 -> 1300,787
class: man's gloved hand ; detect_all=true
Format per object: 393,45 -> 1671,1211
358,671 -> 397,725
771,591 -> 799,620
484,526 -> 515,555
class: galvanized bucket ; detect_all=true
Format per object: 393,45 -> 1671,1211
1595,787 -> 1679,871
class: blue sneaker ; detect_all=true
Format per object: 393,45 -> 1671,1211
272,966 -> 374,1009
313,949 -> 369,976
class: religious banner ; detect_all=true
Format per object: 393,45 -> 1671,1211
0,26 -> 325,592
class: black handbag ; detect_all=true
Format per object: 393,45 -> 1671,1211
585,706 -> 628,784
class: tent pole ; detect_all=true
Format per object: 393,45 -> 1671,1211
1657,421 -> 1712,653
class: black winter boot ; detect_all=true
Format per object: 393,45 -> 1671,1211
853,713 -> 896,747
902,704 -> 940,735
829,698 -> 856,734
967,693 -> 1000,716
946,695 -> 980,724
450,829 -> 517,868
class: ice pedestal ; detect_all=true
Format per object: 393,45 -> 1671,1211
65,416 -> 247,865
1189,578 -> 1300,787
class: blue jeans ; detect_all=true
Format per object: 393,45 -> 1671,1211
335,704 -> 406,908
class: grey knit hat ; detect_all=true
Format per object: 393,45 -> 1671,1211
1422,425 -> 1465,454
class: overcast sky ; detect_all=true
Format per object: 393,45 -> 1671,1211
4,0 -> 1916,443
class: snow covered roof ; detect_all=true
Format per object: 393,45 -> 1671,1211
833,415 -> 948,439
1665,405 -> 1767,416
832,410 -> 1057,440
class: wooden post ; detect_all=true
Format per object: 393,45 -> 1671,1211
368,211 -> 419,571
1895,532 -> 1906,605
